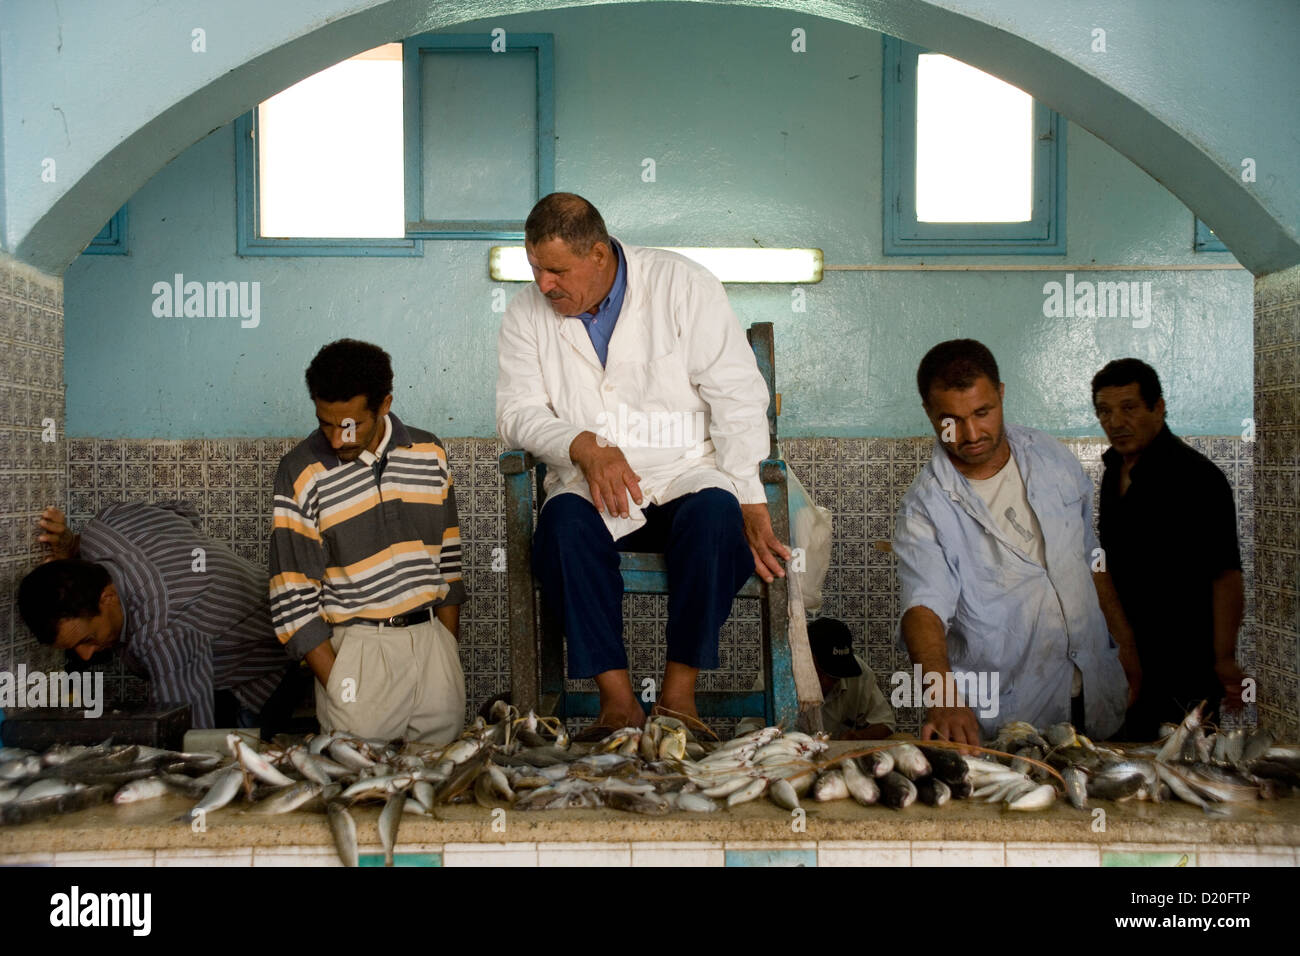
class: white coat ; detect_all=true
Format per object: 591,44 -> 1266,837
496,240 -> 771,538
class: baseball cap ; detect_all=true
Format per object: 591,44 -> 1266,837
807,617 -> 862,679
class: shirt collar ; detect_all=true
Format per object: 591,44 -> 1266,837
358,414 -> 392,466
1101,423 -> 1177,475
573,238 -> 626,322
930,424 -> 1029,498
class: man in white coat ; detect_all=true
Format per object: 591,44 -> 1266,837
497,193 -> 789,736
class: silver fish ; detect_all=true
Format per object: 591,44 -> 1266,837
726,776 -> 768,806
250,781 -> 324,815
861,750 -> 895,778
228,734 -> 293,786
1061,766 -> 1089,810
812,769 -> 850,802
887,744 -> 931,780
327,802 -> 358,867
380,792 -> 406,866
767,777 -> 800,810
915,777 -> 950,807
1006,783 -> 1056,810
17,778 -> 82,802
840,758 -> 880,806
289,749 -> 333,785
0,755 -> 41,781
114,776 -> 173,804
673,791 -> 720,813
327,739 -> 376,771
185,766 -> 244,820
1243,727 -> 1276,764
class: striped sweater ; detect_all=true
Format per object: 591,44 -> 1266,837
80,501 -> 288,728
269,413 -> 466,660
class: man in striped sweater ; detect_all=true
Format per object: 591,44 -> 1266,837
269,339 -> 466,744
18,502 -> 294,730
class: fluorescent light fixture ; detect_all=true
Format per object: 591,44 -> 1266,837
490,246 -> 823,283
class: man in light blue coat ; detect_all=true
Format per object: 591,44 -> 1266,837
892,340 -> 1140,744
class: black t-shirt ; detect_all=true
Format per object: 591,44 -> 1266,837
1099,425 -> 1240,705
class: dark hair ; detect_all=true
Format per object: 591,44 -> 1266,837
18,559 -> 111,645
305,339 -> 393,413
1091,358 -> 1163,410
917,339 -> 1001,404
525,192 -> 611,255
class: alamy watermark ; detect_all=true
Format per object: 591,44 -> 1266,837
889,664 -> 1000,720
151,274 -> 261,328
0,666 -> 104,718
1042,273 -> 1152,329
595,403 -> 708,458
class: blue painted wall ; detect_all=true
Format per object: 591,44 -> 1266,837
62,4 -> 1251,439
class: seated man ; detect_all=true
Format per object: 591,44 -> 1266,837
18,502 -> 298,731
497,192 -> 789,735
892,339 -> 1138,744
802,617 -> 895,740
1092,358 -> 1246,738
270,339 -> 466,745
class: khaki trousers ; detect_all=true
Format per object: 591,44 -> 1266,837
315,617 -> 466,745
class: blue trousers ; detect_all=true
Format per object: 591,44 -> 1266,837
532,488 -> 755,678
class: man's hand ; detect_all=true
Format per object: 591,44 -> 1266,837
1118,643 -> 1142,708
37,506 -> 78,561
740,503 -> 790,583
569,431 -> 643,518
921,706 -> 982,748
304,642 -> 337,688
1215,658 -> 1247,710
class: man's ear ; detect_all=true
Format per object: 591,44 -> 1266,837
998,381 -> 1006,402
100,582 -> 120,611
1154,397 -> 1166,419
378,394 -> 394,419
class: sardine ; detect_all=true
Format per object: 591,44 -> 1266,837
1086,769 -> 1146,801
0,756 -> 41,781
327,739 -> 376,771
228,734 -> 293,786
184,766 -> 243,820
606,790 -> 672,815
114,776 -> 173,804
726,777 -> 768,807
250,781 -> 324,815
1155,702 -> 1204,764
17,778 -> 82,802
702,774 -> 758,798
289,749 -> 333,785
840,758 -> 880,806
860,750 -> 895,778
327,802 -> 358,867
1061,766 -> 1088,810
917,746 -> 968,784
878,772 -> 917,809
915,777 -> 950,807
767,777 -> 800,810
674,791 -> 720,813
380,792 -> 405,866
887,744 -> 931,780
1044,722 -> 1077,749
1006,783 -> 1055,810
812,769 -> 850,802
1243,728 -> 1276,764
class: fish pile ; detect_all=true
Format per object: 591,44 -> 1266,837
981,703 -> 1300,813
3,700 -> 1297,867
0,741 -> 225,825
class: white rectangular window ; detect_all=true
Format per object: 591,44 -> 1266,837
915,53 -> 1033,224
256,44 -> 404,239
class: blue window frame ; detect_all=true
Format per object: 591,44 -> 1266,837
882,36 -> 1066,255
402,33 -> 555,239
83,206 -> 128,255
235,109 -> 421,257
1194,217 -> 1228,253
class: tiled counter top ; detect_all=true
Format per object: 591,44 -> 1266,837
2,790 -> 1297,866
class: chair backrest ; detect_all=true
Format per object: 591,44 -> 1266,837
536,321 -> 779,505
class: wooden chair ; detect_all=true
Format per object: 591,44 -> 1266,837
497,322 -> 796,726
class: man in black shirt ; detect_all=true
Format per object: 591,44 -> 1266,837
1091,359 -> 1246,739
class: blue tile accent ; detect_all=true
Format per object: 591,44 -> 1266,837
725,849 -> 817,867
359,852 -> 443,867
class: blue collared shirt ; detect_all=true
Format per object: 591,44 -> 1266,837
891,423 -> 1128,738
572,238 -> 626,366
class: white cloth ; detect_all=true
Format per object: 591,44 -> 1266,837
966,453 -> 1046,567
496,240 -> 771,538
